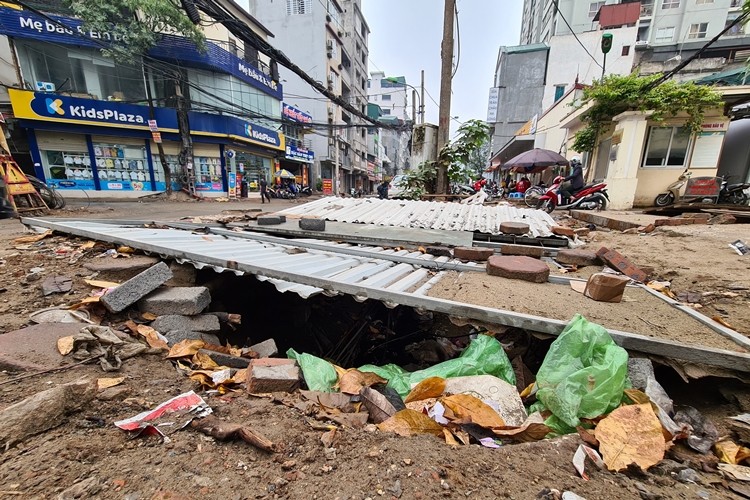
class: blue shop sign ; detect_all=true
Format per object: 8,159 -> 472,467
0,7 -> 282,99
10,89 -> 285,151
282,103 -> 313,124
285,144 -> 314,163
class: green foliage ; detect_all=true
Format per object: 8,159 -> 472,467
572,73 -> 723,153
401,120 -> 491,198
64,0 -> 205,62
464,136 -> 492,179
315,178 -> 323,191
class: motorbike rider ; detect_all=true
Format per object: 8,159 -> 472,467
560,156 -> 584,204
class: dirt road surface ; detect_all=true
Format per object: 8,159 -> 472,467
0,200 -> 748,499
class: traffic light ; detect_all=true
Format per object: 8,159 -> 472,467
601,33 -> 613,54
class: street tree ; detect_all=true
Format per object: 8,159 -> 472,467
65,0 -> 206,194
464,136 -> 491,180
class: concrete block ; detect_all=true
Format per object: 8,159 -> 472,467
499,222 -> 530,235
551,226 -> 576,237
425,246 -> 453,258
299,218 -> 326,231
83,256 -> 160,273
0,323 -> 87,372
100,262 -> 173,313
151,314 -> 220,334
555,249 -> 601,267
499,244 -> 544,258
453,247 -> 494,261
197,349 -> 249,368
249,338 -> 278,358
486,255 -> 550,283
247,358 -> 300,393
138,286 -> 211,316
596,247 -> 648,283
258,215 -> 282,225
164,330 -> 221,347
165,262 -> 197,287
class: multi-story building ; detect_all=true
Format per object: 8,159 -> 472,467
0,0 -> 286,197
367,71 -> 410,176
247,0 -> 370,194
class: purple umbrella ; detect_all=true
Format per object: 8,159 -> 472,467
501,149 -> 570,173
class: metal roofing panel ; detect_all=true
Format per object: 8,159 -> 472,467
277,197 -> 556,237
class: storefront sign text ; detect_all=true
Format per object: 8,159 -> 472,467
322,178 -> 333,195
282,104 -> 313,124
285,144 -> 314,163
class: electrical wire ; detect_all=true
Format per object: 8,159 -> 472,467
452,0 -> 460,79
551,0 -> 604,71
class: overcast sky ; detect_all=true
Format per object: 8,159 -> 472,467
361,0 -> 523,133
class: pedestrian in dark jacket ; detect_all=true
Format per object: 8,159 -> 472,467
560,157 -> 584,202
377,181 -> 389,199
260,178 -> 271,203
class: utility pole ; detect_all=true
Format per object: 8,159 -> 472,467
174,73 -> 195,197
334,132 -> 340,195
420,69 -> 425,124
436,0 -> 455,194
411,90 -> 417,123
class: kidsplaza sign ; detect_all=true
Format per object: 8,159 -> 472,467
10,90 -> 150,127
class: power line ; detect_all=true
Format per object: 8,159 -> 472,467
551,0 -> 603,71
452,0 -> 460,79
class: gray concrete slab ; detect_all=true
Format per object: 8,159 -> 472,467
240,220 -> 474,248
0,323 -> 85,371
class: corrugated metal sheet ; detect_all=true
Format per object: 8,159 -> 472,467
30,220 -> 477,301
278,197 -> 557,237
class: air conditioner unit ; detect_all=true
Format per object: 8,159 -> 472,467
635,40 -> 648,46
337,29 -> 344,37
326,40 -> 334,50
327,50 -> 333,58
338,63 -> 343,70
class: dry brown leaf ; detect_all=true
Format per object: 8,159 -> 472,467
339,369 -> 387,395
142,312 -> 157,321
716,440 -> 750,465
321,428 -> 339,448
377,409 -> 444,437
97,377 -> 125,391
136,324 -> 169,351
441,394 -> 505,429
123,320 -> 139,334
712,316 -> 736,330
78,241 -> 96,250
443,428 -> 460,447
404,377 -> 446,404
454,429 -> 471,445
192,351 -> 220,370
13,230 -> 52,244
577,426 -> 600,447
596,403 -> 665,471
624,389 -> 651,405
166,339 -> 205,359
57,336 -> 75,356
84,279 -> 121,289
117,246 -> 135,254
233,368 -> 248,384
360,386 -> 397,424
493,422 -> 550,442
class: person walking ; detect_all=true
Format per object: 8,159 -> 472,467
377,180 -> 389,199
259,177 -> 271,203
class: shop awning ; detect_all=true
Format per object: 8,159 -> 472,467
695,67 -> 750,87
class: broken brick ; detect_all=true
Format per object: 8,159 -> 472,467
499,244 -> 544,258
637,224 -> 655,234
486,255 -> 550,283
555,249 -> 601,267
551,226 -> 576,238
596,247 -> 648,283
247,358 -> 301,393
574,228 -> 590,237
453,247 -> 494,261
425,246 -> 453,258
499,222 -> 530,235
709,214 -> 736,225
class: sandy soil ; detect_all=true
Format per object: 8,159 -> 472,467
0,204 -> 748,499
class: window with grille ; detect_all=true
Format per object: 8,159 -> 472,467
726,13 -> 744,35
688,22 -> 708,39
661,0 -> 680,9
588,1 -> 605,18
695,0 -> 713,4
286,0 -> 311,15
642,127 -> 692,168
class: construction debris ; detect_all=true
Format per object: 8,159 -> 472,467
100,262 -> 173,313
487,255 -> 550,283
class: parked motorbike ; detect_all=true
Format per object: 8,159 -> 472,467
719,176 -> 750,205
536,176 -> 609,213
300,185 -> 312,196
451,183 -> 476,196
524,182 -> 547,207
654,168 -> 692,207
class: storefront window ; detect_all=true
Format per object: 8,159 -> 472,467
236,151 -> 271,190
93,143 -> 149,191
642,126 -> 692,167
42,149 -> 94,190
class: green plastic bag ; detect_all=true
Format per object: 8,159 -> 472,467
286,348 -> 338,392
535,314 -> 628,435
360,334 -> 516,398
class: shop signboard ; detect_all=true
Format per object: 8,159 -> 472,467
0,6 -> 282,100
151,132 -> 162,143
322,178 -> 333,195
228,172 -> 237,198
684,176 -> 721,200
285,144 -> 314,163
148,120 -> 159,132
48,179 -> 95,190
10,89 -> 285,151
282,104 -> 313,124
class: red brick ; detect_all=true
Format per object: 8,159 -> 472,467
555,249 -> 601,267
690,218 -> 708,225
637,224 -> 655,233
574,228 -> 591,237
551,226 -> 576,237
500,244 -> 544,258
453,247 -> 494,261
486,255 -> 550,283
595,247 -> 649,283
499,222 -> 530,235
247,358 -> 300,393
681,213 -> 710,220
709,214 -> 736,225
